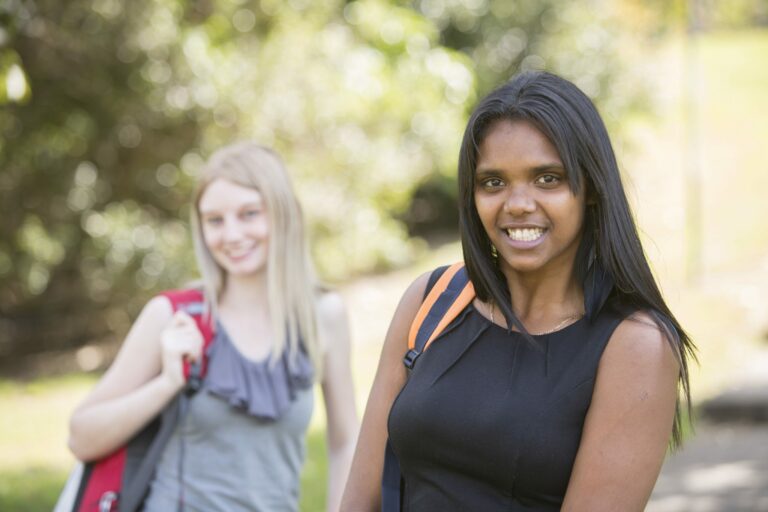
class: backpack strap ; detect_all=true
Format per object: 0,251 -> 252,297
74,289 -> 215,512
118,289 -> 214,512
159,288 -> 215,391
403,262 -> 475,369
382,262 -> 476,512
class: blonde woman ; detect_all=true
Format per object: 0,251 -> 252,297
68,142 -> 358,511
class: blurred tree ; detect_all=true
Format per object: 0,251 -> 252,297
0,0 -> 473,366
624,0 -> 768,31
402,0 -> 652,235
0,0 -> 207,367
0,0 -> 664,368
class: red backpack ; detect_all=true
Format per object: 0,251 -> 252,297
66,288 -> 214,512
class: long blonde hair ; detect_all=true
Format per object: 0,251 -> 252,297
190,141 -> 321,374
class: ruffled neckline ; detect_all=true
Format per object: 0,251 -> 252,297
203,321 -> 314,421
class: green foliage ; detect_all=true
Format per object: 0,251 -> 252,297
0,0 -> 650,361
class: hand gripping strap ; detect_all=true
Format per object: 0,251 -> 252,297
72,289 -> 214,512
159,289 -> 215,389
404,262 -> 475,369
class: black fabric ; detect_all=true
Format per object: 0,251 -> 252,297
388,300 -> 632,511
382,264 -> 455,512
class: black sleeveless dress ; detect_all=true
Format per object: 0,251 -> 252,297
388,294 -> 632,510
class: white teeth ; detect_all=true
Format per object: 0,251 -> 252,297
506,228 -> 545,242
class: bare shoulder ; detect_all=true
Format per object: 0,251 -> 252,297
563,310 -> 681,510
594,309 -> 681,409
139,294 -> 175,324
74,294 -> 175,407
396,270 -> 432,315
115,294 -> 174,358
316,290 -> 347,323
603,310 -> 680,373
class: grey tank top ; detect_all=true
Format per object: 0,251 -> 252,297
143,323 -> 314,512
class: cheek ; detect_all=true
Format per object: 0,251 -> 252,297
555,196 -> 586,236
473,196 -> 498,233
254,218 -> 270,239
201,226 -> 222,250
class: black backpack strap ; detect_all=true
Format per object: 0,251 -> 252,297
403,262 -> 475,369
382,262 -> 476,512
119,396 -> 185,512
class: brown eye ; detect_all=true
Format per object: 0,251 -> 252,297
535,174 -> 561,187
481,177 -> 504,189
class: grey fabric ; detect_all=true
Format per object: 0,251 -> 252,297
205,322 -> 314,419
142,324 -> 315,512
143,388 -> 314,512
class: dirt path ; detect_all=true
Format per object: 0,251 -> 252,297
648,423 -> 768,512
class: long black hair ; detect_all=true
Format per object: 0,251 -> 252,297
458,71 -> 695,447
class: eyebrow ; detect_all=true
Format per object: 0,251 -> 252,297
199,201 -> 263,215
530,163 -> 566,173
475,163 -> 565,175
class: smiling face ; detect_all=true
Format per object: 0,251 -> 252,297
474,119 -> 586,279
198,178 -> 270,277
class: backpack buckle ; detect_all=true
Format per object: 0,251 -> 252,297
403,349 -> 421,370
99,491 -> 118,512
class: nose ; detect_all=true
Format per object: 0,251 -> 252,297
222,216 -> 244,242
503,185 -> 536,216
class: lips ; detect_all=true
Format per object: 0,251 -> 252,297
224,245 -> 258,261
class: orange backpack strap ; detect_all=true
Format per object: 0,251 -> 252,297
403,262 -> 475,369
382,262 -> 476,511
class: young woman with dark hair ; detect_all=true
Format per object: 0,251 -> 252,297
341,71 -> 694,511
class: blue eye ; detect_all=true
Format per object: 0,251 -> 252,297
242,209 -> 262,219
205,216 -> 223,225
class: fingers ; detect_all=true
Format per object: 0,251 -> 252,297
161,312 -> 204,362
170,310 -> 197,328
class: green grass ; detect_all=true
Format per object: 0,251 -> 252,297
0,466 -> 69,512
0,374 -> 330,511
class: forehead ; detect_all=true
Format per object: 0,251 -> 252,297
199,178 -> 264,212
476,119 -> 562,169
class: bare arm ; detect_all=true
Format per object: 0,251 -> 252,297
68,296 -> 203,461
561,312 -> 680,511
317,292 -> 359,512
340,272 -> 430,512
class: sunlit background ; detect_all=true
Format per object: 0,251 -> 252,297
1,0 -> 767,510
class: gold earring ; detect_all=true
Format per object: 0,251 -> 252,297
490,244 -> 498,259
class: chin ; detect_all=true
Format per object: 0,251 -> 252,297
218,256 -> 267,277
500,257 -> 547,275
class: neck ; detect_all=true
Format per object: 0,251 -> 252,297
219,271 -> 269,312
501,264 -> 584,324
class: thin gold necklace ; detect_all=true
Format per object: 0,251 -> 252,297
489,303 -> 582,335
